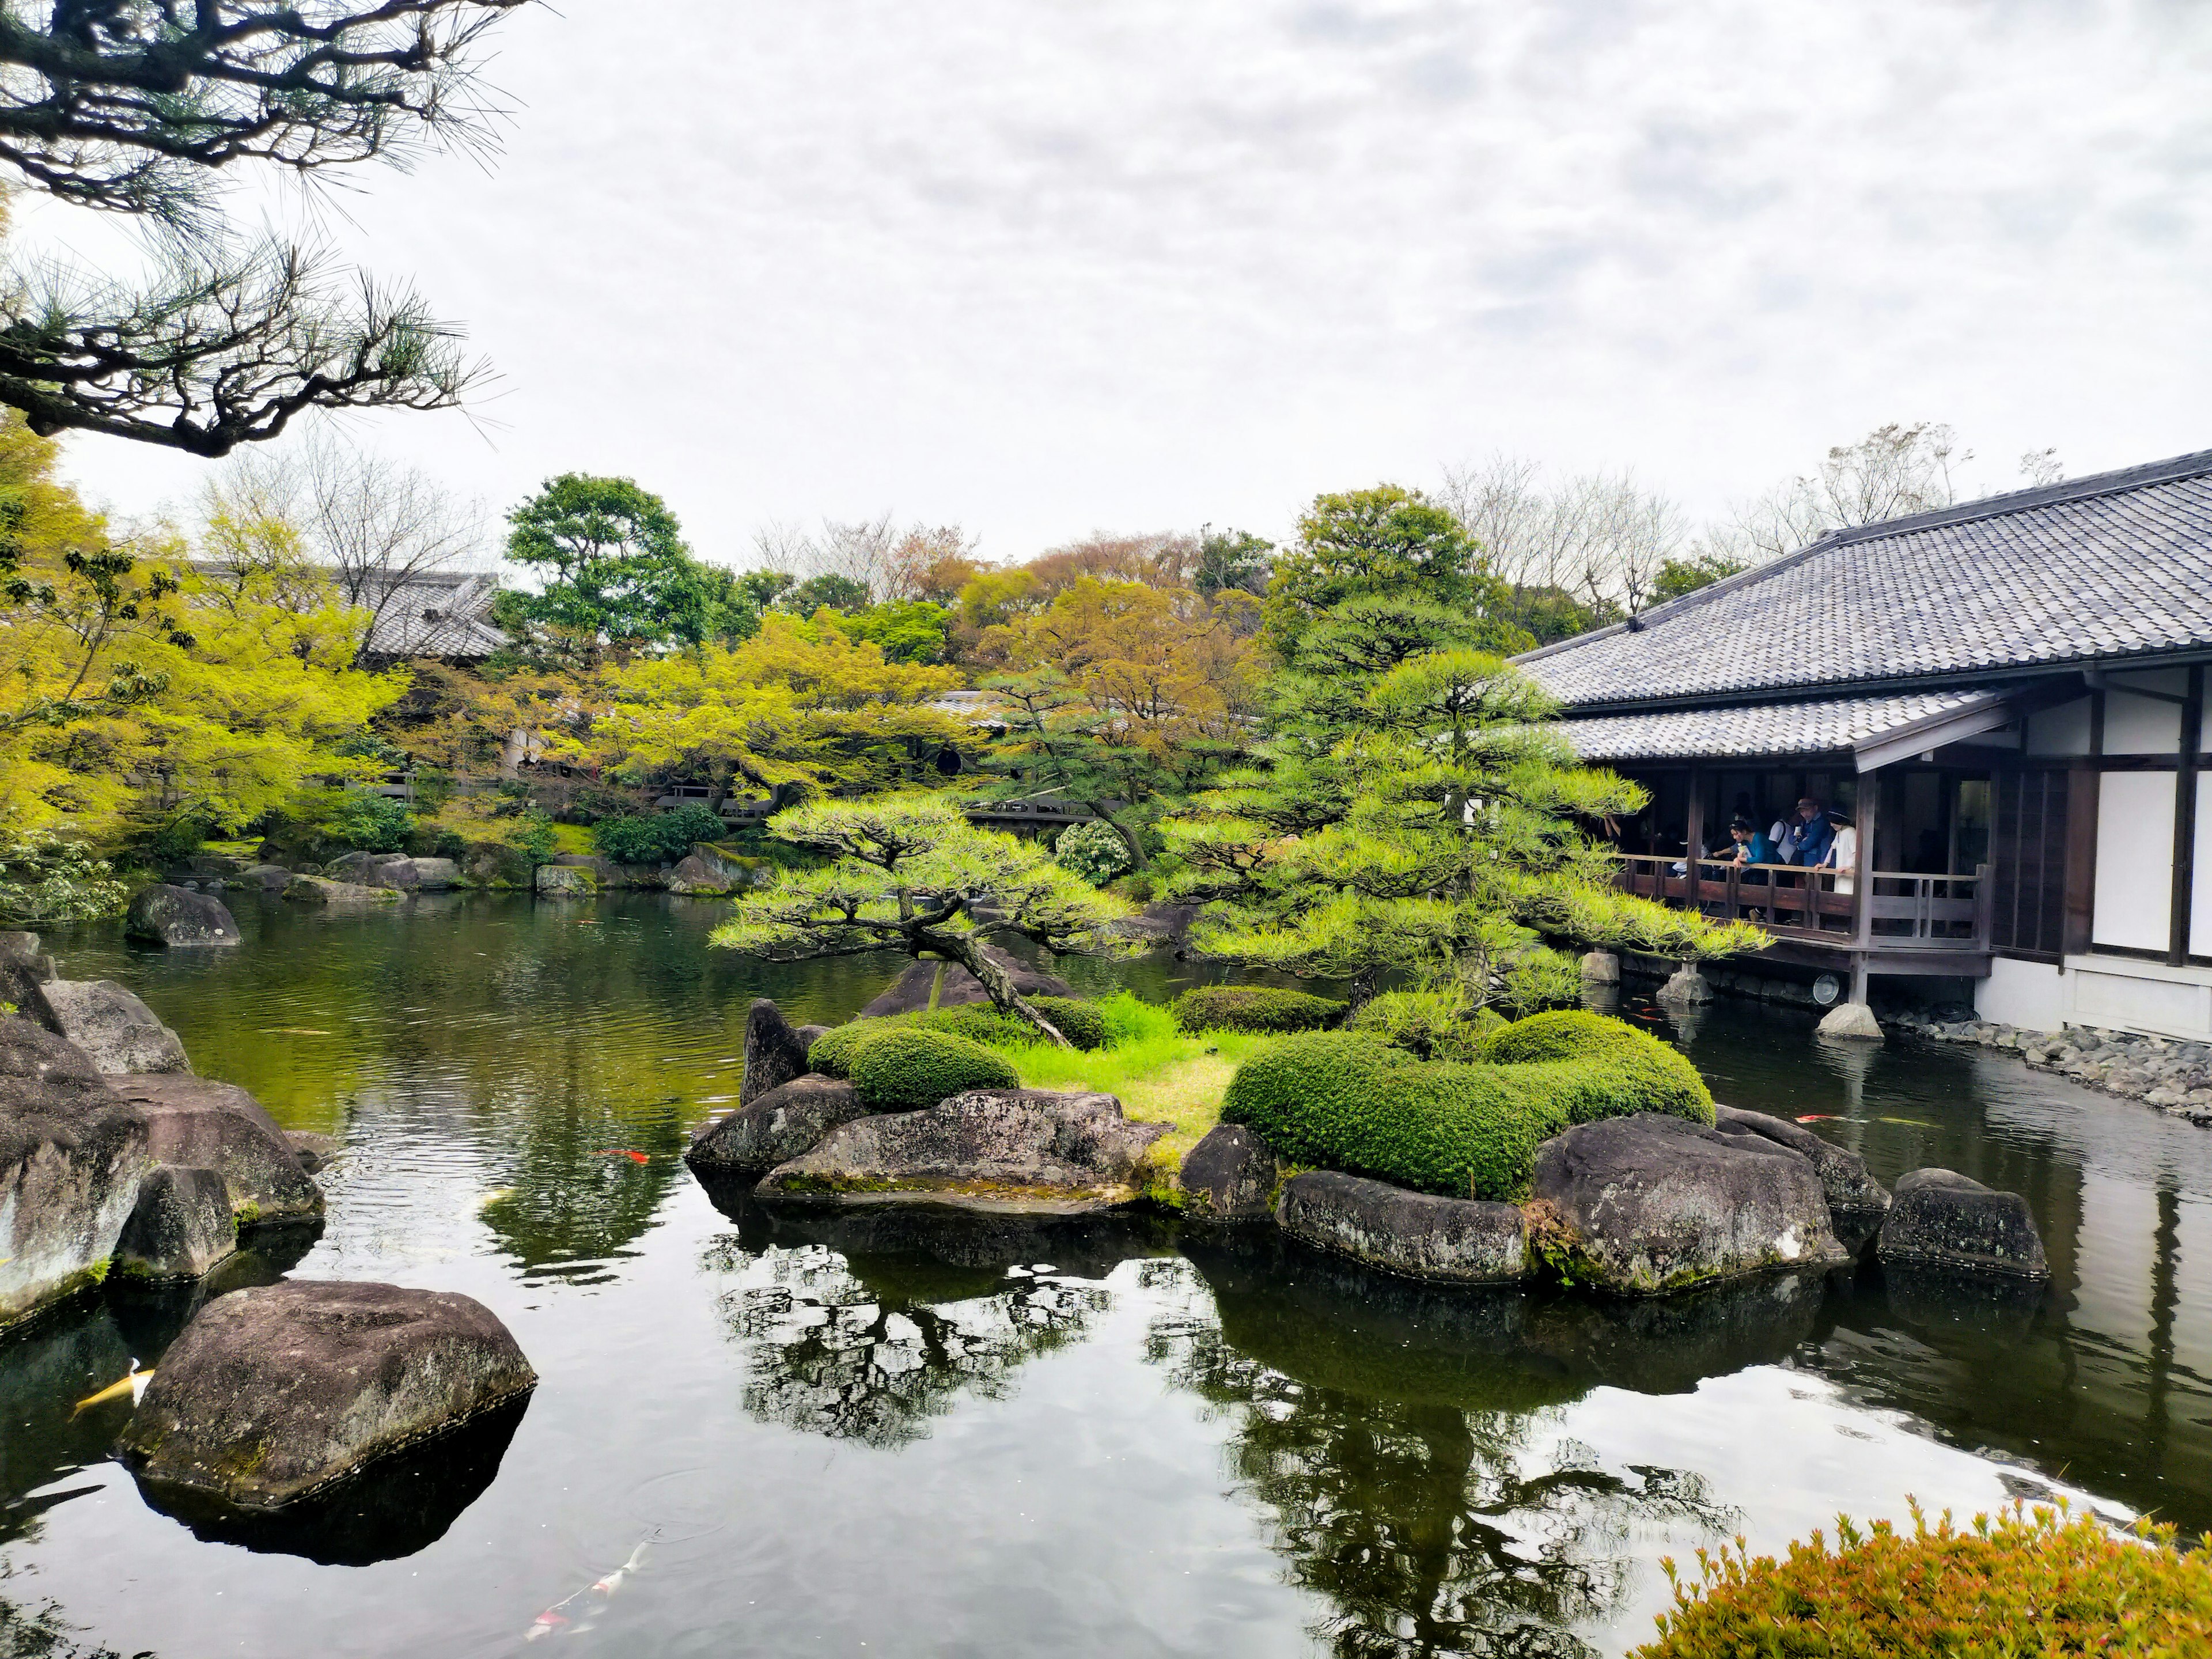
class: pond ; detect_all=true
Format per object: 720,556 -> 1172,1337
8,893 -> 2212,1658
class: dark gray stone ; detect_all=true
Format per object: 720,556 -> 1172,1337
116,1280 -> 537,1511
859,948 -> 1074,1018
0,932 -> 55,1017
35,980 -> 191,1074
1179,1124 -> 1278,1222
124,884 -> 240,948
742,1000 -> 815,1106
105,1075 -> 323,1223
1713,1104 -> 1891,1221
115,1165 -> 236,1281
324,851 -> 377,879
1529,1113 -> 1850,1296
759,1087 -> 1168,1212
1278,1169 -> 1527,1283
283,874 -> 398,906
687,1074 -> 869,1171
0,1014 -> 154,1325
666,854 -> 729,895
285,1132 -> 339,1174
534,863 -> 593,896
1876,1168 -> 2049,1280
236,864 -> 293,892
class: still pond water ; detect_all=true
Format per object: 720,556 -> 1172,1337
8,893 -> 2212,1658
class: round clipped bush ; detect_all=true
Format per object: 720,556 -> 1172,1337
807,1020 -> 884,1078
1638,1501 -> 2212,1658
1171,986 -> 1347,1035
847,1027 -> 1021,1111
1221,1033 -> 1544,1200
1476,1009 -> 1713,1126
921,996 -> 1107,1052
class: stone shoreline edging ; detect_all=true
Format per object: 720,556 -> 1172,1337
1887,1006 -> 2212,1127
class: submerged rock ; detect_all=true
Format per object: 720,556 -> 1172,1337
35,980 -> 191,1075
105,1075 -> 323,1223
117,1280 -> 537,1512
1528,1113 -> 1849,1296
859,948 -> 1074,1018
759,1087 -> 1168,1213
742,999 -> 815,1106
1278,1170 -> 1528,1284
1178,1124 -> 1278,1222
687,1074 -> 869,1171
0,1015 -> 154,1326
115,1165 -> 237,1282
125,884 -> 241,948
1876,1168 -> 2048,1280
1712,1105 -> 1891,1224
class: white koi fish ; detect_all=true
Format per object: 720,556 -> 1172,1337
524,1537 -> 652,1641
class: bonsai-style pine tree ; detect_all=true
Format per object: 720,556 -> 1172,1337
1167,495 -> 1760,1037
709,794 -> 1136,1046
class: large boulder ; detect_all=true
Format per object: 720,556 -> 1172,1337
323,850 -> 379,880
1178,1123 -> 1278,1222
687,1074 -> 869,1171
35,980 -> 191,1074
283,874 -> 399,906
363,857 -> 421,891
406,857 -> 462,892
0,1015 -> 154,1326
116,1280 -> 537,1512
742,999 -> 815,1105
666,854 -> 730,895
1876,1168 -> 2049,1280
1529,1113 -> 1850,1296
859,948 -> 1074,1018
0,931 -> 55,1013
534,863 -> 594,897
124,884 -> 241,948
105,1075 -> 323,1223
1278,1169 -> 1528,1284
235,863 -> 293,892
758,1087 -> 1168,1213
114,1165 -> 237,1281
1712,1105 -> 1891,1223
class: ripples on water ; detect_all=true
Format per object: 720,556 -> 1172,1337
4,895 -> 2211,1657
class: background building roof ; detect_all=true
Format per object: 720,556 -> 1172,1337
1517,449 -> 2212,712
1560,690 -> 2003,764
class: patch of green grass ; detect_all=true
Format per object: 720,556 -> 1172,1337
1005,1028 -> 1273,1172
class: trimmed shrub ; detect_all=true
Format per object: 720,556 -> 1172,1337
807,1020 -> 881,1079
1172,986 -> 1346,1035
807,998 -> 1107,1077
1477,1009 -> 1713,1126
847,1028 -> 1020,1111
325,790 -> 414,853
1221,1034 -> 1544,1201
1220,1012 -> 1714,1199
595,804 -> 725,865
1638,1501 -> 2212,1658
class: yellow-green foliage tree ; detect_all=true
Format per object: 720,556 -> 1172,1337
0,416 -> 400,842
590,611 -> 965,805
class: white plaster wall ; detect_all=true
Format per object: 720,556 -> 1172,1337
2062,955 -> 2212,1040
1977,956 -> 2067,1031
2103,691 -> 2184,755
2092,769 -> 2177,952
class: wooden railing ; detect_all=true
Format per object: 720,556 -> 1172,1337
1612,855 -> 1992,951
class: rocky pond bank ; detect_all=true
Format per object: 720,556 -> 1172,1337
1891,1003 -> 2212,1127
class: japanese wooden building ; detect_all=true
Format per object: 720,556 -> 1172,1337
1512,448 -> 2212,1039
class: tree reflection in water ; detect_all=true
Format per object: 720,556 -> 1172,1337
1153,1237 -> 1748,1659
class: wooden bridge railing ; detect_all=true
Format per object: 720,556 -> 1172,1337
1611,854 -> 1992,951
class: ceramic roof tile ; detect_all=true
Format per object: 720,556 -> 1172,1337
1517,450 -> 2212,710
1562,691 -> 1998,763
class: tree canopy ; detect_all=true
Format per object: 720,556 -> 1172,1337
710,794 -> 1137,1043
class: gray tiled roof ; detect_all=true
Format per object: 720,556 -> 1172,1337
1562,690 -> 1999,763
1517,449 -> 2212,710
359,570 -> 505,658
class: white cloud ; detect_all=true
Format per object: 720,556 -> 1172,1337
26,0 -> 2212,565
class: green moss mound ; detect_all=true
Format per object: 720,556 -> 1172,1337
846,1028 -> 1021,1111
1171,986 -> 1346,1035
1476,1009 -> 1713,1126
1219,1012 -> 1713,1200
808,997 -> 1105,1078
1638,1502 -> 2212,1658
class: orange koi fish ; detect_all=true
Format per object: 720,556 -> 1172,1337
594,1150 -> 649,1164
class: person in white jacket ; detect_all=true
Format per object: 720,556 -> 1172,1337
1826,812 -> 1859,896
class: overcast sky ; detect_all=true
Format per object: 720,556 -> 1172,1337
22,0 -> 2212,569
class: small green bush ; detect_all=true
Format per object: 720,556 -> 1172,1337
1477,1009 -> 1713,1126
1222,1033 -> 1544,1200
1638,1501 -> 2212,1658
807,1020 -> 881,1078
595,803 -> 725,865
1172,986 -> 1346,1035
809,999 -> 1107,1075
1054,821 -> 1130,885
1096,990 -> 1176,1047
325,790 -> 414,853
847,1028 -> 1020,1111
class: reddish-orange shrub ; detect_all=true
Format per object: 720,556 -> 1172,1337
1638,1499 -> 2212,1658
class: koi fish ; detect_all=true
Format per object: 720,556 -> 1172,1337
1878,1116 -> 1936,1127
525,1538 -> 651,1640
74,1361 -> 151,1414
595,1150 -> 649,1165
1795,1114 -> 1840,1123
